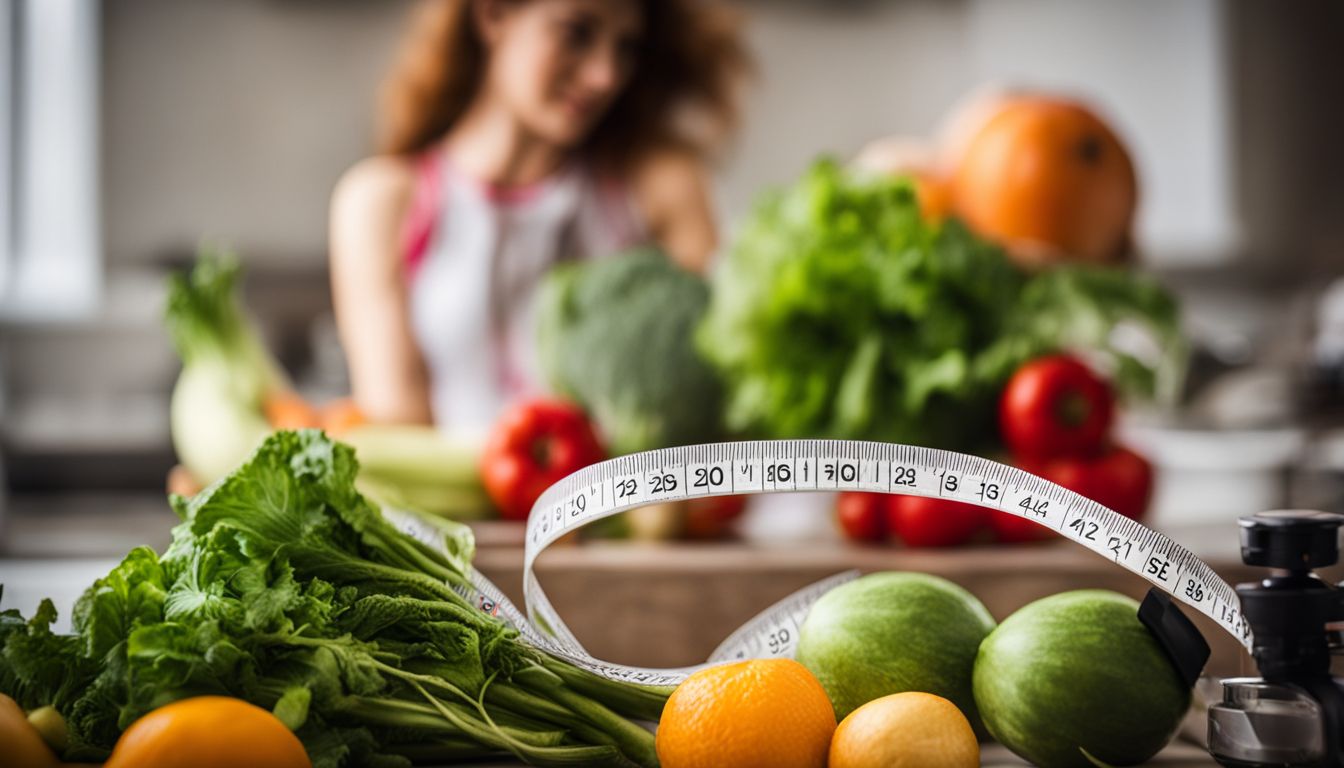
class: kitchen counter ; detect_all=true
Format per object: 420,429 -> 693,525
0,510 -> 1258,767
1,498 -> 1276,676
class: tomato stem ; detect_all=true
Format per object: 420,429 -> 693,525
1056,391 -> 1091,428
531,434 -> 554,470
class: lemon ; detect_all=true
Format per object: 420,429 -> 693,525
829,691 -> 978,768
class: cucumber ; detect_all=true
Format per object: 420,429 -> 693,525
343,424 -> 492,519
342,424 -> 484,488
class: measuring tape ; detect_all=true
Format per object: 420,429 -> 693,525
390,440 -> 1252,687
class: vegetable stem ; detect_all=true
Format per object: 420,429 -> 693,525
541,656 -> 672,722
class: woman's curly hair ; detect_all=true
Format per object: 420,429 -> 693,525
377,0 -> 750,169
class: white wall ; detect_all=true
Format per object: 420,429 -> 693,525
721,0 -> 1233,264
964,0 -> 1234,264
102,0 -> 414,267
101,0 -> 1243,268
719,1 -> 967,221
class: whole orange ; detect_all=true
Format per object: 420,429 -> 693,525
656,658 -> 836,768
829,692 -> 979,768
951,96 -> 1137,264
104,696 -> 311,768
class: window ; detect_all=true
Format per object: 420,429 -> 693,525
0,0 -> 100,321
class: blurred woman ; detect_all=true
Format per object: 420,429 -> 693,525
330,0 -> 747,434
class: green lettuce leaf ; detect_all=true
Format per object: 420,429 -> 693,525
699,159 -> 1183,451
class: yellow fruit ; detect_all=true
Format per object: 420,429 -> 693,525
27,706 -> 69,753
829,691 -> 979,768
656,658 -> 836,768
104,696 -> 311,768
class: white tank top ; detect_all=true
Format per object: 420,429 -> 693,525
402,151 -> 645,437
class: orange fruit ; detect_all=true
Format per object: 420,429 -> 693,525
0,694 -> 58,768
950,96 -> 1137,265
829,692 -> 978,768
104,696 -> 311,768
656,658 -> 836,768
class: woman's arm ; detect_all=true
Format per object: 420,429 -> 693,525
329,156 -> 434,425
632,149 -> 718,273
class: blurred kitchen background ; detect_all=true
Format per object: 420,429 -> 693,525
1,0 -> 1343,564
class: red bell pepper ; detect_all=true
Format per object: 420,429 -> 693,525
481,400 -> 605,521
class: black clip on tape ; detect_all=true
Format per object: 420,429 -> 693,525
1139,587 -> 1211,688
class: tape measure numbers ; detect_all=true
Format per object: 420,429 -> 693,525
390,440 -> 1252,687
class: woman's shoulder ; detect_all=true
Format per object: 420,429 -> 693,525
330,154 -> 424,272
628,146 -> 709,203
626,146 -> 716,271
332,155 -> 420,219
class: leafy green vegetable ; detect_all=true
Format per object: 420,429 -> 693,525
166,252 -> 491,520
1,431 -> 666,766
166,249 -> 283,485
536,247 -> 725,455
699,159 -> 1182,452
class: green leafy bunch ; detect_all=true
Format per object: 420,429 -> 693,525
1,431 -> 665,767
699,159 -> 1182,452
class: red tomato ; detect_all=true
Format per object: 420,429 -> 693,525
999,355 -> 1114,459
995,445 -> 1153,543
481,400 -> 605,521
683,495 -> 749,540
886,495 -> 988,548
835,492 -> 886,542
1034,445 -> 1153,521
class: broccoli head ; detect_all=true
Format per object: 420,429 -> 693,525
535,247 -> 725,455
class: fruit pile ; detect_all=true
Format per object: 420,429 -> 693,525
656,574 -> 1191,768
836,354 -> 1153,547
859,92 -> 1139,268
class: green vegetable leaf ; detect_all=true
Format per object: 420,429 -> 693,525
272,686 -> 312,731
700,159 -> 1184,451
72,547 -> 168,661
1,430 -> 666,767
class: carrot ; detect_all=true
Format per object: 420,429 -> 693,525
263,391 -> 320,430
320,398 -> 366,436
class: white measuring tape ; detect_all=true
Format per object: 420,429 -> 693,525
390,440 -> 1252,687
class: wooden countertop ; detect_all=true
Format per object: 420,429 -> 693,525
0,522 -> 1250,767
470,533 -> 1271,678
